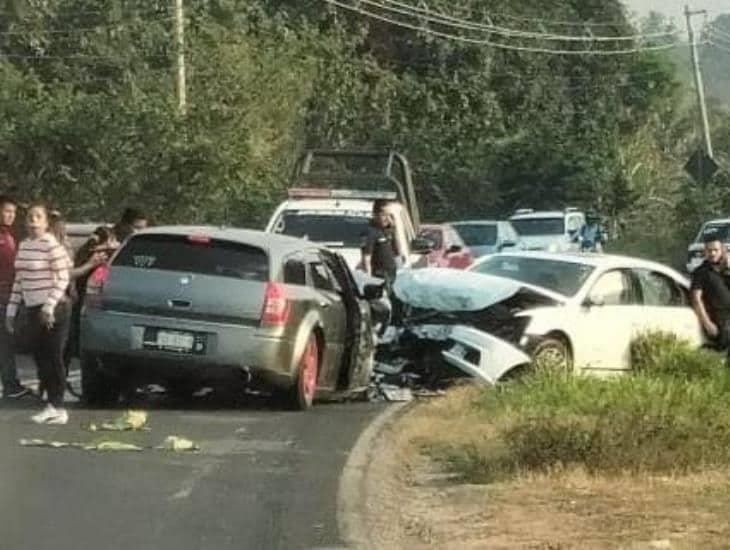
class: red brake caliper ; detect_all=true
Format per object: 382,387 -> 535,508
302,339 -> 318,399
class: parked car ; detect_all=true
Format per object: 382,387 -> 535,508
509,208 -> 586,253
393,252 -> 705,381
80,226 -> 377,410
686,218 -> 730,273
450,220 -> 521,258
416,224 -> 474,269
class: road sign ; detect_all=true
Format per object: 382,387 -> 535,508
685,148 -> 719,182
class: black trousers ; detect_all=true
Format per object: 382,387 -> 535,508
25,303 -> 71,407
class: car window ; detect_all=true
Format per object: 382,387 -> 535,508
471,256 -> 594,296
698,222 -> 730,243
511,218 -> 565,236
284,259 -> 306,286
636,270 -> 687,307
309,262 -> 336,292
113,234 -> 269,281
453,223 -> 498,246
272,211 -> 370,247
589,270 -> 636,306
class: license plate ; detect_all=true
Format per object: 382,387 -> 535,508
157,331 -> 195,352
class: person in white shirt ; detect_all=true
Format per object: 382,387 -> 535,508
6,204 -> 71,425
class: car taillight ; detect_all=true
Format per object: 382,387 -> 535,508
261,282 -> 290,326
85,264 -> 110,307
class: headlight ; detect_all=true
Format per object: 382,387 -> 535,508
547,243 -> 559,253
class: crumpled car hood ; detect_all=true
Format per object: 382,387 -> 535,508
393,267 -> 564,312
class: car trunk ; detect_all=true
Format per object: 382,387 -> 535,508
101,234 -> 269,325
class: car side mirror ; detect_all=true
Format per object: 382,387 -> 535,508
411,237 -> 435,255
499,240 -> 517,251
363,283 -> 384,301
585,292 -> 605,308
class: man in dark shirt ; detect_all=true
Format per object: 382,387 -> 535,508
361,199 -> 400,284
690,234 -> 730,350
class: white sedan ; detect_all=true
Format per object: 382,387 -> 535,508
394,252 -> 706,380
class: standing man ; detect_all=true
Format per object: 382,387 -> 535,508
690,233 -> 730,351
361,199 -> 400,286
579,211 -> 605,253
0,195 -> 28,398
112,207 -> 148,243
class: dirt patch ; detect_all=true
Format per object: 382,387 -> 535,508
361,390 -> 730,549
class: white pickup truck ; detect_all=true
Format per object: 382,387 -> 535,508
265,149 -> 432,272
265,188 -> 431,270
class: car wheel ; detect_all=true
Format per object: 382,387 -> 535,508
531,337 -> 572,374
286,333 -> 320,411
81,353 -> 121,407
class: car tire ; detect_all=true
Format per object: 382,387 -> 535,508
285,333 -> 320,411
531,337 -> 573,374
81,353 -> 121,407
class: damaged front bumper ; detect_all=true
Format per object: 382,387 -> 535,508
442,326 -> 531,384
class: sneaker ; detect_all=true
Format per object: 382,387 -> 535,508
31,404 -> 68,425
45,408 -> 68,425
3,384 -> 31,399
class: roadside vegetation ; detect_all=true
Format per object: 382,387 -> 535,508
411,332 -> 730,483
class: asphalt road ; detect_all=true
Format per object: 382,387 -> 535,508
0,358 -> 385,550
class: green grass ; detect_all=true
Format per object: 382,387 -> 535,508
422,333 -> 730,483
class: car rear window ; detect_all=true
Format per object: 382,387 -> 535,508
113,234 -> 269,281
511,217 -> 565,236
453,224 -> 498,246
272,211 -> 370,248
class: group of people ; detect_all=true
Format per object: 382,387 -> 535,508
0,197 -> 148,425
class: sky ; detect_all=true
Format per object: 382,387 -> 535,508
625,0 -> 729,22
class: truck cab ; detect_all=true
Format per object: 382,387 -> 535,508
508,208 -> 586,253
265,149 -> 431,272
265,189 -> 426,270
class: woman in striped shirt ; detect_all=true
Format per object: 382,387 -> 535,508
5,204 -> 71,425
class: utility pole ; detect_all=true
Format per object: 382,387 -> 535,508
685,5 -> 713,158
175,0 -> 187,115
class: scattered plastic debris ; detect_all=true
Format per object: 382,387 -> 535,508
157,436 -> 200,452
380,386 -> 413,402
84,410 -> 149,432
19,438 -> 143,452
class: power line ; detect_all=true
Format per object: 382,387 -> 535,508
382,0 -> 633,29
369,0 -> 680,42
707,41 -> 730,55
706,24 -> 730,42
324,0 -> 680,56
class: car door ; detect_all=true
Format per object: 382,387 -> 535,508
573,269 -> 644,371
633,269 -> 705,346
444,227 -> 472,269
306,253 -> 348,388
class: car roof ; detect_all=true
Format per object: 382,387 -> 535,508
509,211 -> 581,220
274,198 -> 406,212
702,219 -> 730,225
134,225 -> 317,257
450,220 -> 503,226
65,222 -> 110,234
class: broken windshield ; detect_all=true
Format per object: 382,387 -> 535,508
511,218 -> 564,236
471,256 -> 594,296
272,211 -> 370,247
